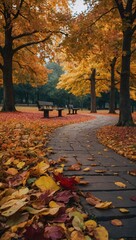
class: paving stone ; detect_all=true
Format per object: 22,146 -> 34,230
48,114 -> 136,239
99,217 -> 136,239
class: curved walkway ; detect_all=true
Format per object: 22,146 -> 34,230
48,114 -> 136,239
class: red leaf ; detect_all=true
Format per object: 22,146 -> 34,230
44,225 -> 65,240
24,223 -> 45,240
53,173 -> 78,190
130,196 -> 136,201
54,190 -> 74,203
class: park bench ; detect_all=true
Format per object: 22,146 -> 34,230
68,104 -> 80,114
37,100 -> 64,118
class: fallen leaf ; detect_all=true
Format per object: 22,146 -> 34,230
68,164 -> 81,171
111,219 -> 123,226
83,167 -> 91,172
95,170 -> 106,173
71,230 -> 86,240
53,173 -> 78,190
114,182 -> 126,188
95,201 -> 112,209
78,180 -> 89,185
130,196 -> 136,201
84,219 -> 97,231
94,226 -> 109,240
44,225 -> 65,240
35,175 -> 60,192
6,168 -> 18,175
128,170 -> 136,176
119,208 -> 129,213
1,197 -> 27,217
86,193 -> 101,206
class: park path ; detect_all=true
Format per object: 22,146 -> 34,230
48,114 -> 136,239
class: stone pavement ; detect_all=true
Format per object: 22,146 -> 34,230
48,114 -> 136,239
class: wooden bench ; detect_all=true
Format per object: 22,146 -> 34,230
37,101 -> 64,118
68,104 -> 80,114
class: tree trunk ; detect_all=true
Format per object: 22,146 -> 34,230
1,11 -> 16,112
109,57 -> 117,114
90,68 -> 97,113
117,28 -> 134,126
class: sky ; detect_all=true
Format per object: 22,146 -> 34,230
71,0 -> 87,14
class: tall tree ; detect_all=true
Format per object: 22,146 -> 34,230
0,0 -> 70,111
114,0 -> 136,125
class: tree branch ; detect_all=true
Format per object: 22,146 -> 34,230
12,30 -> 39,40
132,9 -> 136,23
132,24 -> 136,34
12,0 -> 25,20
13,33 -> 52,54
0,63 -> 3,70
114,0 -> 124,19
131,47 -> 136,55
90,7 -> 117,27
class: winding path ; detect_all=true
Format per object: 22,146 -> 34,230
48,114 -> 136,239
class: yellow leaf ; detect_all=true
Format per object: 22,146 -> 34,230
71,230 -> 86,240
119,208 -> 129,213
95,201 -> 112,209
4,157 -> 14,165
25,206 -> 48,214
83,167 -> 91,172
17,162 -> 25,169
85,220 -> 97,231
34,174 -> 60,192
32,160 -> 50,175
1,198 -> 27,217
12,187 -> 29,198
54,167 -> 64,174
115,182 -> 126,188
94,226 -> 109,240
49,201 -> 61,208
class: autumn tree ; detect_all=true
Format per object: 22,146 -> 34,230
0,0 -> 71,111
114,0 -> 136,126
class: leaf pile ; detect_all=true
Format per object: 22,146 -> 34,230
0,112 -> 108,240
97,119 -> 136,161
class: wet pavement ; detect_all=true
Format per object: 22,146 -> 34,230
48,114 -> 136,239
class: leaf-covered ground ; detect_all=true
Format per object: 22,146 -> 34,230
0,108 -> 135,240
0,108 -> 110,240
97,113 -> 136,161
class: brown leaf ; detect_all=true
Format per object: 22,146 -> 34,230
128,169 -> 136,176
68,164 -> 81,171
111,219 -> 123,226
86,193 -> 101,206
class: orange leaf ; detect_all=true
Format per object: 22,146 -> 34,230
111,219 -> 123,226
95,201 -> 112,209
114,182 -> 126,188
